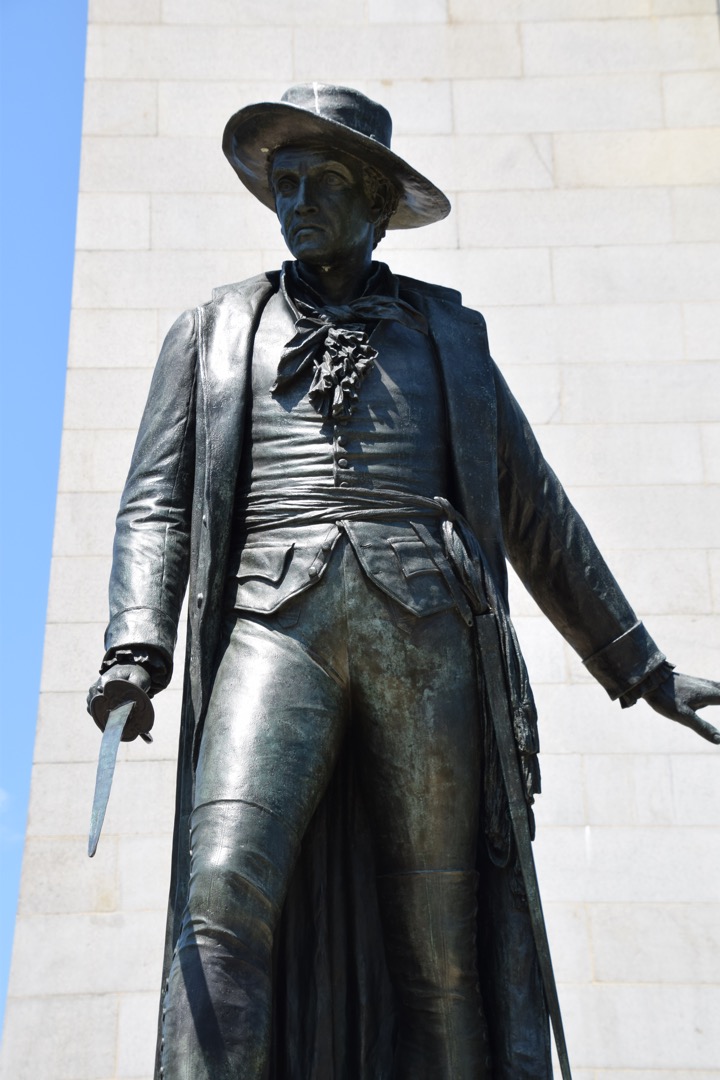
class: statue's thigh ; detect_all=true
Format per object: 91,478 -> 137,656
195,613 -> 348,839
350,600 -> 481,875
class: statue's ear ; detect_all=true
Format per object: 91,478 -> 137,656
368,191 -> 385,223
371,177 -> 396,224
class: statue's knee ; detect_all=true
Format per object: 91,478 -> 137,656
184,855 -> 279,955
377,870 -> 480,991
180,801 -> 294,957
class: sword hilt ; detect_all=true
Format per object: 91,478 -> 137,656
89,679 -> 155,742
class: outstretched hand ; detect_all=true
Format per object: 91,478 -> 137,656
643,672 -> 720,745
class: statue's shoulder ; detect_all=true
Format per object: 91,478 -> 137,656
394,273 -> 463,307
206,270 -> 280,309
395,273 -> 487,334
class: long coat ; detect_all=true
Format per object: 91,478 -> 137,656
104,267 -> 664,1077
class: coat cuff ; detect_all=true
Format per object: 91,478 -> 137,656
618,660 -> 675,709
100,645 -> 171,696
583,622 -> 666,701
104,607 -> 177,689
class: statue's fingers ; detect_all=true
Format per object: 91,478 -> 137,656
678,707 -> 720,744
86,677 -> 103,717
689,680 -> 720,709
692,692 -> 720,710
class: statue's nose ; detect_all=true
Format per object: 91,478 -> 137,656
294,177 -> 317,215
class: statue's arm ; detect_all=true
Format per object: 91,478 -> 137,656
492,362 -> 719,743
89,308 -> 198,720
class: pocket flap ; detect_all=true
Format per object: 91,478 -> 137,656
389,537 -> 438,579
236,543 -> 294,583
342,521 -> 455,618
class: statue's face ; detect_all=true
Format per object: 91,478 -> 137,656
270,146 -> 376,266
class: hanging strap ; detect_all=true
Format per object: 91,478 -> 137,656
435,496 -> 572,1078
474,612 -> 572,1080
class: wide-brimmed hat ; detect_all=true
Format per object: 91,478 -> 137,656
222,83 -> 450,230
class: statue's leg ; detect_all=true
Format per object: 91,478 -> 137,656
344,555 -> 490,1079
374,869 -> 489,1079
161,609 -> 348,1080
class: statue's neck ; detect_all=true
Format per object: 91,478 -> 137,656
295,256 -> 373,305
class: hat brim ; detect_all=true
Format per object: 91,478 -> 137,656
222,101 -> 450,230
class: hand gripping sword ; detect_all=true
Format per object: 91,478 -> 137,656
87,681 -> 154,857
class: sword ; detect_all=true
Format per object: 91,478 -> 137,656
87,681 -> 154,858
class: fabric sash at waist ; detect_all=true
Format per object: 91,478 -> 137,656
241,485 -> 446,532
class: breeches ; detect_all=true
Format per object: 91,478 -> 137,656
162,538 -> 490,1079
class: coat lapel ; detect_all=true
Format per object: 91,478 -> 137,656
398,282 -> 508,600
192,272 -> 277,711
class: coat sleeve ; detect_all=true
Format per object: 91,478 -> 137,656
493,362 -> 667,702
103,308 -> 198,690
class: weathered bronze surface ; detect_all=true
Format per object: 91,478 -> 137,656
90,84 -> 720,1080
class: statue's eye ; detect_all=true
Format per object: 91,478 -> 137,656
324,170 -> 348,188
274,176 -> 297,195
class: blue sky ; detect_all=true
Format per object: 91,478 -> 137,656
0,0 -> 88,1032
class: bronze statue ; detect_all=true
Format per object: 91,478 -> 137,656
88,84 -> 720,1080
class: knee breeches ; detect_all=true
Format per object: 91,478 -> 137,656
162,539 -> 489,1079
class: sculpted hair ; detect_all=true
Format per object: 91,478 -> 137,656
361,163 -> 400,248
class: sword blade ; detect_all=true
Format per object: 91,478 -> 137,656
88,700 -> 134,858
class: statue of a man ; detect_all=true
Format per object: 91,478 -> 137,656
89,84 -> 720,1080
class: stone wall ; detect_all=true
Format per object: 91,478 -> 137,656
2,1 -> 719,1077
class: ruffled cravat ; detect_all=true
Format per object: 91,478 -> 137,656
272,265 -> 428,419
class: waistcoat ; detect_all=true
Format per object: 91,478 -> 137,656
226,284 -> 460,620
